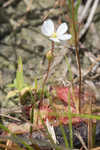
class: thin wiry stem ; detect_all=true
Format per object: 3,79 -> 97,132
71,0 -> 81,113
41,61 -> 51,99
39,41 -> 54,106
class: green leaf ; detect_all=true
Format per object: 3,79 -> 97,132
75,0 -> 82,21
30,106 -> 34,124
34,78 -> 38,90
60,124 -> 69,148
30,106 -> 34,135
6,90 -> 18,100
7,79 -> 17,88
65,56 -> 73,81
67,0 -> 72,18
16,56 -> 25,91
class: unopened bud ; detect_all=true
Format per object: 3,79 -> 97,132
46,50 -> 53,61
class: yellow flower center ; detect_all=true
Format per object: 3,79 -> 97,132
51,32 -> 57,38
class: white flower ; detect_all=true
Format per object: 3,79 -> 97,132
46,119 -> 57,144
41,19 -> 72,43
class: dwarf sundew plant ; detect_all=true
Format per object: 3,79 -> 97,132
40,19 -> 72,103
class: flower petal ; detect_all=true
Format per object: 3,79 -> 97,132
49,37 -> 60,43
58,33 -> 72,41
56,23 -> 68,36
41,19 -> 54,36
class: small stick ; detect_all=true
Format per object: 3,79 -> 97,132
0,114 -> 20,122
79,0 -> 93,23
74,131 -> 88,150
79,0 -> 99,39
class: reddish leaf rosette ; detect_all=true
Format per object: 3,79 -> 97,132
21,85 -> 95,129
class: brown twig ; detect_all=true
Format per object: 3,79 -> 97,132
79,0 -> 99,39
0,114 -> 20,122
74,131 -> 88,150
79,0 -> 93,23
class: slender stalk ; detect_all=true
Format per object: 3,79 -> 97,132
41,61 -> 51,99
71,0 -> 81,113
51,41 -> 55,52
40,42 -> 54,106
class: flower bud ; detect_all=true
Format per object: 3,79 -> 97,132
46,50 -> 53,61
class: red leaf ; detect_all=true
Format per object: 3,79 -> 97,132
55,87 -> 74,106
55,87 -> 69,103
